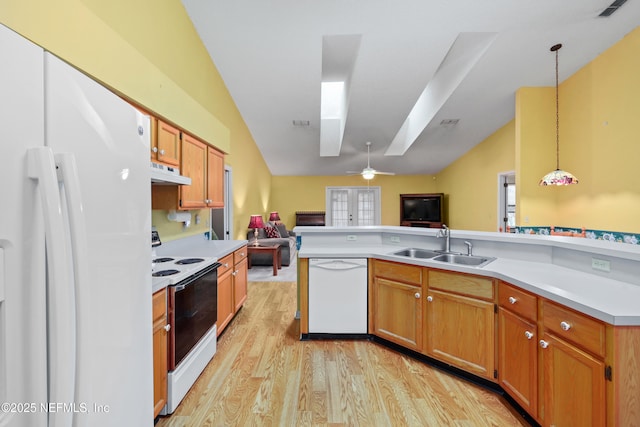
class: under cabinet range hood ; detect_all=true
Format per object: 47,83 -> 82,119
150,161 -> 191,185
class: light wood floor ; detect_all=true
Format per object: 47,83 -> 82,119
156,281 -> 528,427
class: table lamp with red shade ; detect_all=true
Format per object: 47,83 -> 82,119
248,215 -> 264,246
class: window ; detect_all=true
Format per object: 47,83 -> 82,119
326,186 -> 381,226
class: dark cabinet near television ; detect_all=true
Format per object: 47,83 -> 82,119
400,193 -> 445,228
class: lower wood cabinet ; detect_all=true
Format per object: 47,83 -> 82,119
371,260 -> 423,351
498,281 -> 538,418
152,288 -> 168,418
498,307 -> 538,417
217,245 -> 248,336
538,299 -> 606,427
352,258 -> 639,424
233,248 -> 248,311
426,270 -> 496,380
217,253 -> 234,335
539,331 -> 606,426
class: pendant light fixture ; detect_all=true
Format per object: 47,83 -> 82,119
539,43 -> 579,186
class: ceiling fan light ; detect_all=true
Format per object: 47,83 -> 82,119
362,168 -> 375,180
539,169 -> 579,186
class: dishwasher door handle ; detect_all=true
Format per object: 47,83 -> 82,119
310,260 -> 366,271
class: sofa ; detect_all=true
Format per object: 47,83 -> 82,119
246,222 -> 296,266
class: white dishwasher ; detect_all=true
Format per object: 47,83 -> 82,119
308,258 -> 368,334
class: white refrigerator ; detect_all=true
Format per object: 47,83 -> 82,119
0,24 -> 154,426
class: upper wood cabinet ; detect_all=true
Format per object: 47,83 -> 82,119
207,146 -> 224,208
151,129 -> 225,211
151,118 -> 180,167
180,133 -> 208,209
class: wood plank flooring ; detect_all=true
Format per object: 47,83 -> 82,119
156,280 -> 528,427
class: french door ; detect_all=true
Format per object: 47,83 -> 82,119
326,186 -> 381,226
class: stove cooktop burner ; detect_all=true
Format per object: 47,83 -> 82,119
175,258 -> 205,265
152,269 -> 180,277
153,257 -> 175,263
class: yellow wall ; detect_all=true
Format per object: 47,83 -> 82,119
3,3 -> 638,236
1,0 -> 272,241
436,120 -> 515,231
515,87 -> 559,227
553,27 -> 640,232
270,175 -> 438,229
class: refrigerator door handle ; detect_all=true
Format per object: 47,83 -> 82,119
27,147 -> 77,427
55,152 -> 91,417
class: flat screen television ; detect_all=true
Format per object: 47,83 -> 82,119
400,193 -> 443,223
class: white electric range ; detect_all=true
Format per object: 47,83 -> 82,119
151,255 -> 218,287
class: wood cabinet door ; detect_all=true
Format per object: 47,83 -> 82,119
426,289 -> 495,379
498,308 -> 538,418
207,147 -> 224,208
217,270 -> 234,336
155,119 -> 180,166
180,133 -> 207,209
152,289 -> 168,418
539,332 -> 606,427
233,257 -> 248,312
373,277 -> 423,351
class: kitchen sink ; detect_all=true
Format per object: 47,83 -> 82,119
431,253 -> 495,267
392,248 -> 440,259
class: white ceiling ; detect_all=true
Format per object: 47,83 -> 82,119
181,0 -> 640,177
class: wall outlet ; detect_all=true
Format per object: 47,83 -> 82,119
346,235 -> 357,241
592,258 -> 611,272
390,236 -> 400,243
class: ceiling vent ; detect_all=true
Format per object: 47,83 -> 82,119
292,120 -> 310,127
440,119 -> 459,126
599,0 -> 627,17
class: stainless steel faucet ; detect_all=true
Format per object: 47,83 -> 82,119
436,224 -> 451,253
464,241 -> 473,256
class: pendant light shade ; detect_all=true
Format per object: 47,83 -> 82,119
539,43 -> 579,186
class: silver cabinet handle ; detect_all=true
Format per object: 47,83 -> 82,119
240,252 -> 245,257
539,340 -> 549,349
524,331 -> 534,340
223,263 -> 229,268
508,296 -> 517,304
152,146 -> 158,153
414,292 -> 420,299
560,321 -> 571,331
164,324 -> 171,332
232,270 -> 237,276
159,149 -> 165,155
427,296 -> 433,302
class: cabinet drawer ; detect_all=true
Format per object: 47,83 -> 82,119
373,260 -> 422,286
429,270 -> 493,300
234,246 -> 248,265
498,281 -> 537,322
542,299 -> 606,358
218,253 -> 234,276
152,289 -> 166,322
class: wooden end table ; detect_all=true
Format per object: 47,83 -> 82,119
247,243 -> 282,276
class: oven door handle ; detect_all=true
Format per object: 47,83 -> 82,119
174,283 -> 187,292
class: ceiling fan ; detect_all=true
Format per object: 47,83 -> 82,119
346,141 -> 396,180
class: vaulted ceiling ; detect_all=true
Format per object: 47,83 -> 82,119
182,0 -> 640,177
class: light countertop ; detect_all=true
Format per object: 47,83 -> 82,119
295,226 -> 640,326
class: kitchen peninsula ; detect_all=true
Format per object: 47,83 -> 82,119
295,225 -> 640,427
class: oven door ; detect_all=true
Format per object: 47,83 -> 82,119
168,262 -> 220,370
